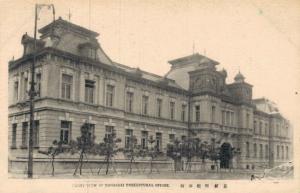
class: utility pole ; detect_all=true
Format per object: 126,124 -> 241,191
27,4 -> 38,178
27,4 -> 55,178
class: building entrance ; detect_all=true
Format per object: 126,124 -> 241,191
220,142 -> 232,169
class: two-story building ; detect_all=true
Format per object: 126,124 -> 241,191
8,17 -> 292,172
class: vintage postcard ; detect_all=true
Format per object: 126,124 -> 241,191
0,0 -> 299,193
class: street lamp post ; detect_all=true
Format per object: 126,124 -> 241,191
27,4 -> 55,178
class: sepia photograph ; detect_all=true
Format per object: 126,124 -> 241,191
0,0 -> 299,192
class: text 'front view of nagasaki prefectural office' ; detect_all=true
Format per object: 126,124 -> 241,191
8,17 -> 293,176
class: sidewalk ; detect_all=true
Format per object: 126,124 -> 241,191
8,169 -> 262,180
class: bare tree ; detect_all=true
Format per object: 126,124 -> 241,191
38,140 -> 66,176
166,138 -> 183,173
123,135 -> 144,174
207,138 -> 221,172
181,137 -> 202,172
69,122 -> 96,176
97,129 -> 122,175
141,135 -> 164,174
167,137 -> 215,173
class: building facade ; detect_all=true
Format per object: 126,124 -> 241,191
8,18 -> 292,171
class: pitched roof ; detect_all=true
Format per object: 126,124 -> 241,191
253,97 -> 280,114
38,17 -> 99,38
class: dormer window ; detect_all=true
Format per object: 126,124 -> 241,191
78,42 -> 99,60
88,48 -> 97,59
21,33 -> 45,56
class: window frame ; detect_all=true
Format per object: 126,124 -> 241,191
106,84 -> 115,107
11,123 -> 17,148
157,98 -> 162,118
61,74 -> 73,100
14,80 -> 19,102
85,80 -> 95,104
155,132 -> 162,151
195,105 -> 200,122
211,105 -> 216,123
105,125 -> 114,140
246,141 -> 250,158
253,143 -> 257,158
169,134 -> 175,144
35,73 -> 42,97
23,77 -> 28,100
259,144 -> 263,158
125,129 -> 133,149
170,101 -> 175,120
126,91 -> 134,112
60,121 -> 72,144
181,104 -> 186,122
21,122 -> 28,148
142,95 -> 149,115
265,144 -> 269,159
141,131 -> 148,149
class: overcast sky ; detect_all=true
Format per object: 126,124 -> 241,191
0,0 -> 299,127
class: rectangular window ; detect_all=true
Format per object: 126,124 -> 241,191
211,106 -> 216,123
181,135 -> 187,141
89,48 -> 97,59
259,122 -> 262,135
170,102 -> 175,120
125,129 -> 133,149
85,80 -> 95,103
33,120 -> 39,147
254,121 -> 257,133
253,143 -> 257,158
141,131 -> 148,149
259,144 -> 263,158
36,73 -> 41,97
286,146 -> 289,159
277,145 -> 280,159
226,111 -> 230,125
21,122 -> 28,147
169,134 -> 175,144
23,77 -> 28,100
142,95 -> 149,115
11,123 -> 17,148
281,146 -> 284,159
14,81 -> 19,101
84,123 -> 95,141
222,111 -> 225,125
265,144 -> 269,159
60,121 -> 72,144
126,92 -> 134,112
246,113 -> 250,128
106,85 -> 115,107
156,132 -> 162,151
61,74 -> 72,99
195,105 -> 200,122
265,123 -> 268,135
230,112 -> 234,126
105,125 -> 113,140
157,98 -> 162,118
181,104 -> 186,121
246,142 -> 250,158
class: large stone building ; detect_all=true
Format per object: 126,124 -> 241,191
8,17 -> 292,171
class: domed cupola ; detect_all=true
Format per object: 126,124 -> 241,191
234,71 -> 245,83
228,70 -> 253,103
